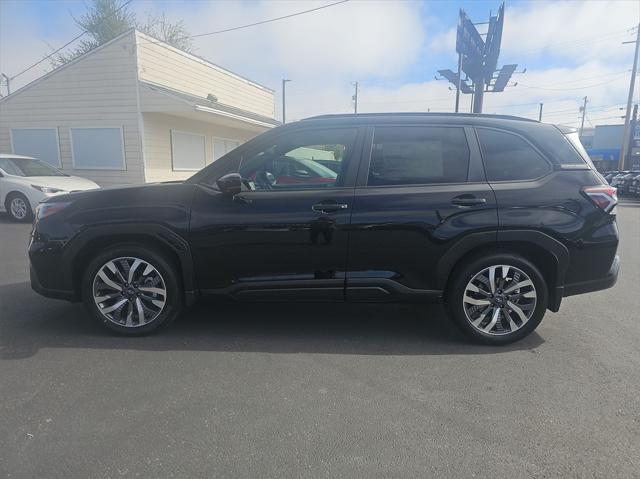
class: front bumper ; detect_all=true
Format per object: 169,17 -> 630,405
30,263 -> 78,302
563,255 -> 620,297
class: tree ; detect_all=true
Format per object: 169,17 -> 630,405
50,0 -> 193,67
137,13 -> 193,53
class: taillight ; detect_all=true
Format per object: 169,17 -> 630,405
582,186 -> 617,213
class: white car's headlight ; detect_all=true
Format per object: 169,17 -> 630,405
31,185 -> 65,194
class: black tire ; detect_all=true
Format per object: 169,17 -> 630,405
446,253 -> 548,345
81,243 -> 183,335
5,192 -> 33,222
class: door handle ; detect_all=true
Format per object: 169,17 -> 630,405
451,195 -> 487,207
312,202 -> 349,213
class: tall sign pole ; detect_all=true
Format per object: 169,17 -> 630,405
620,24 -> 640,170
473,80 -> 484,113
455,53 -> 462,113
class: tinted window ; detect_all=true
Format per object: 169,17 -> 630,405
0,158 -> 64,177
477,128 -> 551,181
368,127 -> 469,186
238,128 -> 356,190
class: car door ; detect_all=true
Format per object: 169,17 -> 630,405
189,126 -> 364,301
346,124 -> 498,301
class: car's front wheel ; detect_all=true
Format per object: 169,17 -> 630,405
81,244 -> 183,335
447,253 -> 548,345
5,192 -> 33,222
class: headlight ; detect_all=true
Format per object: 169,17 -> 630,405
31,185 -> 64,194
35,202 -> 71,220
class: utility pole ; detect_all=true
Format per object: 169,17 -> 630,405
579,96 -> 588,137
281,79 -> 291,123
620,24 -> 640,170
627,104 -> 638,167
352,81 -> 359,114
0,73 -> 9,95
538,103 -> 543,122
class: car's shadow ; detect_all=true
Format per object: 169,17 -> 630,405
0,281 -> 544,360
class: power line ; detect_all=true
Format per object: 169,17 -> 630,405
518,73 -> 629,92
523,70 -> 628,87
518,26 -> 636,56
138,0 -> 350,45
9,0 -> 134,81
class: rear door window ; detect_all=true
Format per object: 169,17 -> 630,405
477,128 -> 551,182
367,126 -> 470,186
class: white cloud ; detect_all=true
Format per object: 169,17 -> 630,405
1,0 -> 636,127
501,0 -> 638,62
428,0 -> 639,64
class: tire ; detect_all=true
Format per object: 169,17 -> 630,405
5,192 -> 33,222
81,243 -> 183,335
446,253 -> 548,345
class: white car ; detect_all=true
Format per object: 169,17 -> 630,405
0,154 -> 100,222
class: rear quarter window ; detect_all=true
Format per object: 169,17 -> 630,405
477,128 -> 551,182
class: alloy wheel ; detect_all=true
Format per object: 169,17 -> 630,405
92,257 -> 167,328
462,264 -> 537,336
10,197 -> 28,220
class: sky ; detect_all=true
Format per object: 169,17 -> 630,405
1,0 -> 639,126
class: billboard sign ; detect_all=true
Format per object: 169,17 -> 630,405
456,9 -> 485,82
484,3 -> 504,74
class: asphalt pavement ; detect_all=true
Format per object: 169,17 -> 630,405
1,202 -> 639,478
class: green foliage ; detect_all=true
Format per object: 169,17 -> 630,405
137,12 -> 193,54
49,0 -> 193,67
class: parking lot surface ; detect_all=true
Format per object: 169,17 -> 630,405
1,202 -> 639,478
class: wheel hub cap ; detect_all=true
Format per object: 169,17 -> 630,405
463,264 -> 537,336
92,257 -> 167,328
10,198 -> 27,219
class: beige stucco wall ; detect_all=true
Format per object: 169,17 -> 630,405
142,112 -> 264,183
135,31 -> 275,119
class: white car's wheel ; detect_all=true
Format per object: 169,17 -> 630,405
6,192 -> 33,222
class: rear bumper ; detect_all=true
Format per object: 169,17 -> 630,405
563,255 -> 620,297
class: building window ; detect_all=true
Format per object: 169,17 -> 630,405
171,130 -> 206,171
11,128 -> 61,167
213,137 -> 240,161
70,127 -> 125,170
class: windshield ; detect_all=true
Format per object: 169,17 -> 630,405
0,158 -> 66,177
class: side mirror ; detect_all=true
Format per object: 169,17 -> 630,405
216,173 -> 242,195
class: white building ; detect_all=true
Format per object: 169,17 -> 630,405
0,29 -> 278,187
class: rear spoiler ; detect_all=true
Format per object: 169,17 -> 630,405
555,125 -> 579,135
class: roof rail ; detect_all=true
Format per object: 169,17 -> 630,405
303,112 -> 537,123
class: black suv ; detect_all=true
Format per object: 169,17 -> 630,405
29,113 -> 620,344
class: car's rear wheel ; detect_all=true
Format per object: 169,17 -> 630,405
81,244 -> 183,335
447,253 -> 548,345
6,192 -> 32,222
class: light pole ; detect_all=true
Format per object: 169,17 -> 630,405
0,73 -> 9,96
282,79 -> 291,123
538,103 -> 543,122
